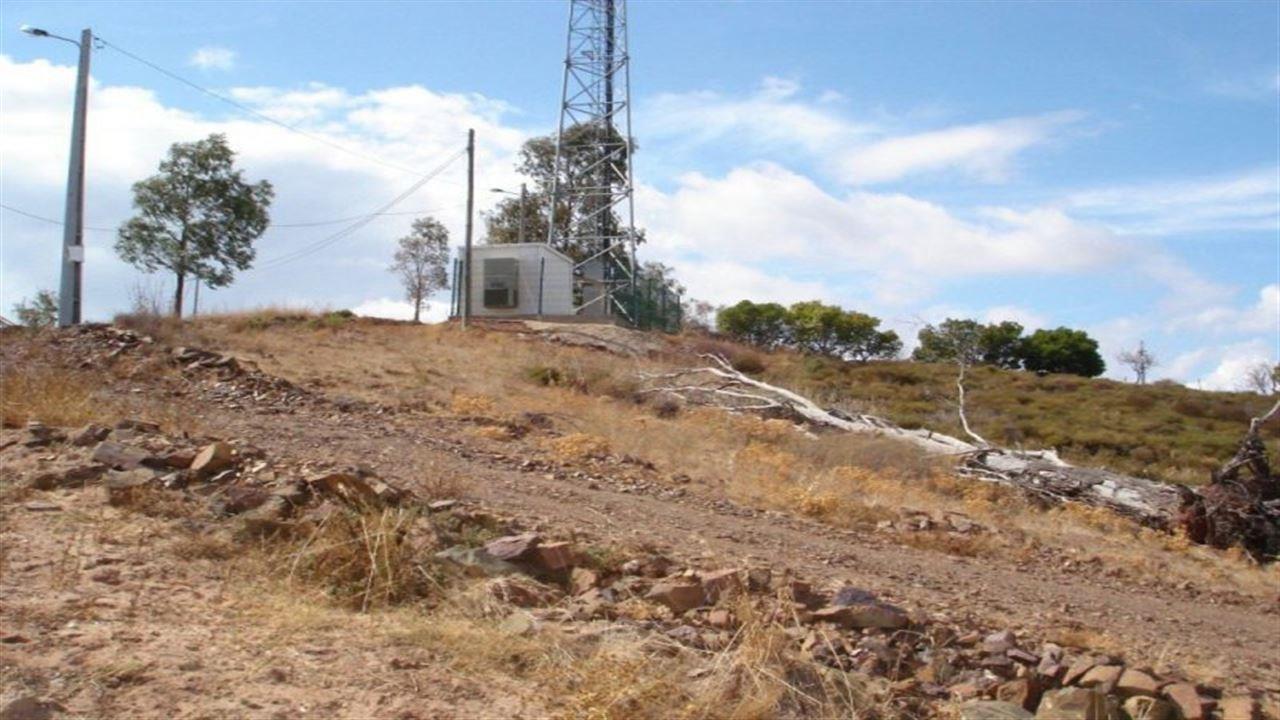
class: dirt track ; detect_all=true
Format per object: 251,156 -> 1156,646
4,323 -> 1278,703
193,399 -> 1280,694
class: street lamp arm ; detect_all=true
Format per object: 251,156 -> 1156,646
20,25 -> 83,46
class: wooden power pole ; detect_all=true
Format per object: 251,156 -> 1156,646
462,128 -> 475,329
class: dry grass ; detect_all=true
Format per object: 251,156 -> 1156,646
185,318 -> 1280,597
0,341 -> 201,435
1,364 -> 104,427
278,506 -> 443,611
544,432 -> 612,462
388,591 -> 890,720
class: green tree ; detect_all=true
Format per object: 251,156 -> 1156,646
912,318 -> 984,365
115,134 -> 273,318
912,318 -> 1026,368
390,217 -> 450,323
1020,327 -> 1105,377
12,290 -> 58,328
484,124 -> 641,263
979,321 -> 1026,369
717,300 -> 789,348
787,301 -> 900,362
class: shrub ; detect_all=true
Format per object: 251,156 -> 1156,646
283,507 -> 440,611
729,350 -> 766,374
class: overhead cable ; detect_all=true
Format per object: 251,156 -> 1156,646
1,202 -> 463,232
254,147 -> 466,271
97,37 -> 435,178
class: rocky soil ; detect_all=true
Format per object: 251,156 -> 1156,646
1,324 -> 1277,719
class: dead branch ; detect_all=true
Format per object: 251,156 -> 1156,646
642,355 -> 1181,528
955,361 -> 989,447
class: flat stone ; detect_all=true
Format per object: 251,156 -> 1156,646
70,424 -> 110,447
807,601 -> 908,630
115,419 -> 160,434
570,567 -> 598,595
435,545 -> 519,577
160,449 -> 197,469
191,442 -> 235,478
0,696 -> 56,720
1036,688 -> 1106,720
983,630 -> 1019,654
960,700 -> 1033,720
22,422 -> 64,448
1162,683 -> 1205,720
307,472 -> 381,507
91,441 -> 150,470
645,580 -> 704,614
532,541 -> 575,572
1079,665 -> 1124,694
29,463 -> 104,490
1219,697 -> 1259,720
104,469 -> 156,505
706,608 -> 734,629
1008,648 -> 1040,666
996,677 -> 1043,712
700,568 -> 743,603
219,486 -> 272,515
1124,696 -> 1177,720
486,576 -> 560,607
1116,669 -> 1162,698
484,533 -> 541,562
832,586 -> 879,606
23,502 -> 62,512
1063,657 -> 1100,686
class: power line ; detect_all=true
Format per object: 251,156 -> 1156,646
1,202 -> 462,232
97,37 -> 434,178
0,203 -> 114,231
255,147 -> 467,271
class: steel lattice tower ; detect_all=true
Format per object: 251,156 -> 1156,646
547,0 -> 637,321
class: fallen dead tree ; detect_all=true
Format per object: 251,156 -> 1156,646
643,355 -> 1278,559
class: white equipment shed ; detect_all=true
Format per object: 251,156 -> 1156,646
453,243 -> 576,319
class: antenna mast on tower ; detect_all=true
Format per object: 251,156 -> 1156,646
547,0 -> 637,321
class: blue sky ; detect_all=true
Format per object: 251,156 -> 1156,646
1,0 -> 1276,388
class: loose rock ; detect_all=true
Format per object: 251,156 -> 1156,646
960,700 -> 1033,720
92,441 -> 151,470
645,580 -> 704,614
191,442 -> 235,478
1036,688 -> 1106,720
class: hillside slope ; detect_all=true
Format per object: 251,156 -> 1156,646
738,345 -> 1277,486
1,315 -> 1277,718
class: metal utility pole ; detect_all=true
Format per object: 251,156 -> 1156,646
22,25 -> 92,327
462,128 -> 475,329
518,182 -> 527,244
547,0 -> 638,322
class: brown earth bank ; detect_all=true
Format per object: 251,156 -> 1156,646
1,320 -> 1277,719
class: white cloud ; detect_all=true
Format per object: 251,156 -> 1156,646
1200,340 -> 1277,391
638,163 -> 1126,300
1067,168 -> 1280,236
352,296 -> 450,323
189,46 -> 237,71
1207,70 -> 1280,101
836,111 -> 1082,184
644,79 -> 1082,186
981,305 -> 1048,330
0,54 -> 525,320
1169,283 -> 1280,334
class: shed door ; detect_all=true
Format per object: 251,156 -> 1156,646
483,258 -> 519,308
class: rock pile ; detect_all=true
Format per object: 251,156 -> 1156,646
2,419 -> 1269,720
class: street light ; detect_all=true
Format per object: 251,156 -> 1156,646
23,24 -> 92,327
490,183 -> 528,244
